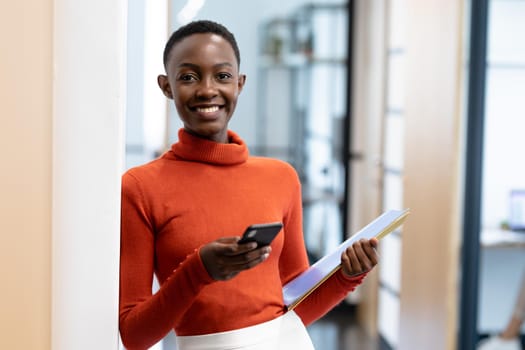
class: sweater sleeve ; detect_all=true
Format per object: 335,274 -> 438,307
293,270 -> 367,326
119,173 -> 215,350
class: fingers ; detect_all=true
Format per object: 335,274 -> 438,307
341,238 -> 379,277
216,236 -> 244,244
216,237 -> 258,256
199,239 -> 272,281
217,245 -> 272,280
222,245 -> 272,269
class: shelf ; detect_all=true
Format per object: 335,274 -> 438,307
256,2 -> 350,251
302,186 -> 344,205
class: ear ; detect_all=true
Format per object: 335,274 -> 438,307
237,74 -> 247,95
157,75 -> 173,99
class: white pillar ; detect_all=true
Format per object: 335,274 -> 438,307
52,1 -> 127,349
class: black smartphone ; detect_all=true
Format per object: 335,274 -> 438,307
238,222 -> 283,247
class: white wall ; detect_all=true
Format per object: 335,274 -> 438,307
52,1 -> 126,349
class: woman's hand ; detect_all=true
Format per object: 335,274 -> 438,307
340,237 -> 379,277
199,237 -> 272,281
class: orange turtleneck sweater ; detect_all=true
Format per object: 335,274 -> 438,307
119,129 -> 366,349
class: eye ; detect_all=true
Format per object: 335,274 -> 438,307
178,73 -> 198,82
217,72 -> 233,81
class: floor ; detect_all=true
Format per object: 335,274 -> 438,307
308,304 -> 379,350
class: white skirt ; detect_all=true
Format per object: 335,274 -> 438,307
176,311 -> 315,350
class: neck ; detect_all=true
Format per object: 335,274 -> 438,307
184,127 -> 229,144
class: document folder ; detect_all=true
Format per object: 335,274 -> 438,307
282,208 -> 410,310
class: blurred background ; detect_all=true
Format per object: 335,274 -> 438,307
2,0 -> 524,349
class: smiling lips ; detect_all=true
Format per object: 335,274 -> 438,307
195,105 -> 220,113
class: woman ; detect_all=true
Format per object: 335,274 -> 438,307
119,20 -> 379,350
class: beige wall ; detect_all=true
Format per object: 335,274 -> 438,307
400,0 -> 464,349
0,1 -> 53,349
351,0 -> 465,349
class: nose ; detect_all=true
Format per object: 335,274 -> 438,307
195,77 -> 218,99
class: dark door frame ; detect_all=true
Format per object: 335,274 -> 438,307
459,0 -> 490,349
342,0 -> 355,239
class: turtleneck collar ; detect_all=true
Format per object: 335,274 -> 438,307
170,129 -> 249,165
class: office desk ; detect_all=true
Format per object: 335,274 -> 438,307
481,228 -> 525,248
478,229 -> 525,334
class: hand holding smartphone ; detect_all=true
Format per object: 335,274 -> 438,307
238,222 -> 283,247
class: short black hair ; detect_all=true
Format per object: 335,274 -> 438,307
162,20 -> 241,70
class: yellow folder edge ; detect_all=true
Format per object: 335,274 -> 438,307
286,209 -> 410,311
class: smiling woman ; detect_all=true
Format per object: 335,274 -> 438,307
118,19 -> 378,350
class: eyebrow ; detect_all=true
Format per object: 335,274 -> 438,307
176,62 -> 234,70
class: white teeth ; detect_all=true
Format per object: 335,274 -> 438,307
196,106 -> 219,113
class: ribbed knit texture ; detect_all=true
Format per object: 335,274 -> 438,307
119,129 -> 366,350
171,129 -> 249,165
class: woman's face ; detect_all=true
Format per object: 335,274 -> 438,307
158,33 -> 246,143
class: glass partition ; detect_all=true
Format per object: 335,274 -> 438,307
477,0 -> 525,346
